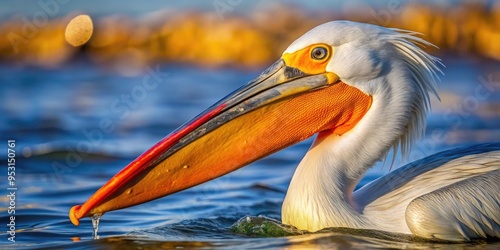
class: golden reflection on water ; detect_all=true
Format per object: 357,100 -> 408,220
1,2 -> 500,69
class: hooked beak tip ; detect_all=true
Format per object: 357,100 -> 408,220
69,205 -> 82,226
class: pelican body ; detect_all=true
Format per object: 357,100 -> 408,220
69,21 -> 500,241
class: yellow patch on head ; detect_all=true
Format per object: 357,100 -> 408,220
282,43 -> 333,75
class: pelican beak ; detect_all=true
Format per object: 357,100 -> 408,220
69,58 -> 369,226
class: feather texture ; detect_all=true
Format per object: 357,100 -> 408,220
406,169 -> 500,240
281,21 -> 499,241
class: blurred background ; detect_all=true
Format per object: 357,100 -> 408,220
1,0 -> 500,249
2,0 -> 500,68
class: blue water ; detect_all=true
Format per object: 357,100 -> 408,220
0,56 -> 499,249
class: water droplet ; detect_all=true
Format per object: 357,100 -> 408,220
183,165 -> 189,169
91,213 -> 102,239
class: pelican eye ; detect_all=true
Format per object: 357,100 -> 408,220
311,47 -> 328,60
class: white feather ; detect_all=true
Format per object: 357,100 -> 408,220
281,21 -> 499,241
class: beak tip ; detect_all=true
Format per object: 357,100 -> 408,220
69,205 -> 82,226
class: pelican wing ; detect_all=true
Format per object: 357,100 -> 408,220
406,169 -> 500,241
354,143 -> 500,238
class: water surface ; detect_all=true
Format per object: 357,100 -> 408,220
0,56 -> 499,249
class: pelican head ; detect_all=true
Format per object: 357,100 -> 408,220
69,21 -> 441,231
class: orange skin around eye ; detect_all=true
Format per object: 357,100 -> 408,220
282,43 -> 333,75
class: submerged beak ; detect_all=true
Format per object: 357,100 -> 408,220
70,59 -> 345,226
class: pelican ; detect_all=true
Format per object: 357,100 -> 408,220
69,21 -> 500,241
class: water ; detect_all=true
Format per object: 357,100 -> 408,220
0,56 -> 499,249
91,214 -> 102,240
